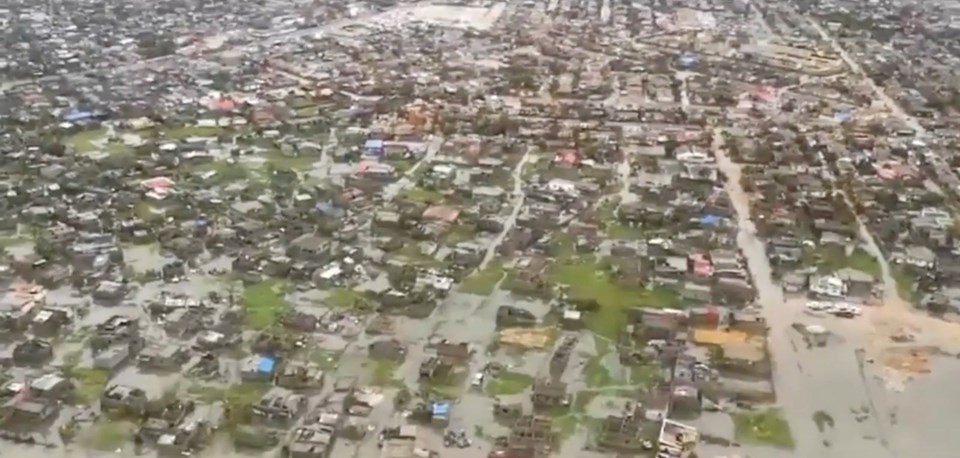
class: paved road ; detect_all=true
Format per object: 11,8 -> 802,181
479,148 -> 531,269
713,128 -> 902,458
382,136 -> 442,201
804,17 -> 924,136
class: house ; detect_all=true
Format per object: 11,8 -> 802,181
435,341 -> 470,366
892,246 -> 936,270
12,339 -> 53,365
729,310 -> 767,335
276,362 -> 325,391
836,268 -> 874,297
286,425 -> 336,458
157,415 -> 212,456
418,357 -> 450,380
138,345 -> 190,370
25,373 -> 74,401
500,415 -> 554,456
0,396 -> 59,426
139,400 -> 196,440
287,234 -> 332,262
530,379 -> 568,410
368,339 -> 406,362
548,337 -> 577,378
809,275 -> 846,298
679,283 -> 711,302
163,307 -> 205,337
0,282 -> 43,330
101,384 -> 149,415
241,355 -> 278,382
252,387 -> 307,426
94,344 -> 134,371
658,419 -> 699,458
496,306 -> 538,328
717,339 -> 768,378
31,307 -> 72,335
595,404 -> 648,452
379,425 -> 432,458
712,277 -> 755,303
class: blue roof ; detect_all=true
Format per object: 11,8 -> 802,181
258,356 -> 276,374
834,110 -> 854,122
314,202 -> 342,217
64,111 -> 94,122
432,401 -> 450,417
678,53 -> 698,66
364,139 -> 385,149
701,214 -> 722,226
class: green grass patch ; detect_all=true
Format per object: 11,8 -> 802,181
394,243 -> 444,267
188,383 -> 268,405
804,246 -> 879,278
460,263 -> 506,295
593,335 -> 611,357
549,256 -> 680,341
606,222 -> 645,240
87,420 -> 135,451
308,349 -> 343,371
326,288 -> 371,310
294,106 -> 320,118
572,391 -> 597,413
187,383 -> 269,427
445,224 -> 477,246
68,368 -> 110,404
629,365 -> 661,389
162,125 -> 224,140
266,148 -> 318,171
553,414 -> 580,440
67,128 -> 107,153
584,356 -> 616,388
422,370 -> 467,400
242,280 -> 291,329
389,159 -> 416,175
846,248 -> 881,277
371,359 -> 402,387
0,231 -> 31,249
132,201 -> 164,221
400,187 -> 444,204
104,140 -> 133,157
485,371 -> 534,396
733,408 -> 795,449
892,266 -> 919,304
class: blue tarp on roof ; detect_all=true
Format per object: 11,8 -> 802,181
364,139 -> 385,150
314,202 -> 344,218
258,356 -> 276,374
432,401 -> 450,418
701,214 -> 722,227
64,111 -> 94,122
834,109 -> 855,123
678,53 -> 698,68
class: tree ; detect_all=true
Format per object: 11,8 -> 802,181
548,79 -> 560,96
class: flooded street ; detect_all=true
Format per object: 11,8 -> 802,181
712,128 -> 960,458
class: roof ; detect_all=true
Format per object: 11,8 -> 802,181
364,139 -> 385,149
31,373 -> 65,391
63,111 -> 93,122
431,401 -> 450,417
691,329 -> 748,345
422,205 -> 460,223
258,356 -> 276,374
720,340 -> 766,362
